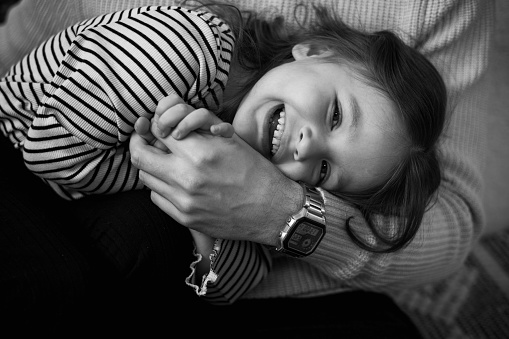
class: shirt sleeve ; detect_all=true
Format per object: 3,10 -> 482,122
186,239 -> 273,305
18,6 -> 233,199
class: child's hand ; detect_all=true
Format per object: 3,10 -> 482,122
169,109 -> 234,139
134,116 -> 169,152
154,94 -> 234,140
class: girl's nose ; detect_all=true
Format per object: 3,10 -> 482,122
294,126 -> 321,161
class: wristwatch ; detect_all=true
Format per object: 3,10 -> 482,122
275,182 -> 326,257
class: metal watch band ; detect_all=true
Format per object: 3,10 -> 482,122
301,184 -> 326,224
275,182 -> 326,256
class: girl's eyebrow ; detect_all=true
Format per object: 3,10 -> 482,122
349,95 -> 361,136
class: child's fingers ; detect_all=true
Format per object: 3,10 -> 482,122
135,117 -> 156,144
154,93 -> 185,117
157,103 -> 194,138
210,122 -> 235,138
135,117 -> 169,153
170,108 -> 221,139
132,117 -> 170,152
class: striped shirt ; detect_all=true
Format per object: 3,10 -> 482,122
0,6 -> 271,305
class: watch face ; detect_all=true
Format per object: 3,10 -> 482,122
284,220 -> 325,255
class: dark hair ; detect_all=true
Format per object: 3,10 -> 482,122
199,2 -> 446,253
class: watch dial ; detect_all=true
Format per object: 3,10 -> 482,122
287,222 -> 325,254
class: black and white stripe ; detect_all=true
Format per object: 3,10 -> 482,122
1,6 -> 233,199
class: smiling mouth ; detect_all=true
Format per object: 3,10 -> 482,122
268,106 -> 286,158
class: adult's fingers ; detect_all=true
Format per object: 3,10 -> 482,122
141,171 -> 192,227
129,132 -> 172,175
137,165 -> 173,197
149,190 -> 186,225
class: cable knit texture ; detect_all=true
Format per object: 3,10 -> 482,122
0,0 -> 494,299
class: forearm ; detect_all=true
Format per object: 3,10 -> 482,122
247,175 -> 304,247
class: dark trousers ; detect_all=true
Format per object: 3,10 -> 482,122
0,136 -> 422,338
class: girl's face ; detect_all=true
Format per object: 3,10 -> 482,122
232,44 -> 408,193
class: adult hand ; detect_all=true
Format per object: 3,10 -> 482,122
129,129 -> 303,246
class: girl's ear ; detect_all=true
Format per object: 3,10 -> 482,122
291,44 -> 312,60
292,44 -> 334,60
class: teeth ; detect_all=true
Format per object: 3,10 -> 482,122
271,109 -> 285,155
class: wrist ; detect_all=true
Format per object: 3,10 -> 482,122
190,229 -> 215,255
274,182 -> 326,257
265,179 -> 303,247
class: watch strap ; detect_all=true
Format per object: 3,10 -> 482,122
275,182 -> 326,257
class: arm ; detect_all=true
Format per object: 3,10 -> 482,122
149,95 -> 242,291
20,6 -> 232,199
130,0 -> 493,292
147,94 -> 268,304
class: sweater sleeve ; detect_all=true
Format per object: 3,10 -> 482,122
19,6 -> 232,199
265,0 -> 493,293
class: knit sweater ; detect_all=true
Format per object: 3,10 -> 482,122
0,0 -> 494,300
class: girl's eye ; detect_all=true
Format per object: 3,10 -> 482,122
318,160 -> 329,186
331,100 -> 343,130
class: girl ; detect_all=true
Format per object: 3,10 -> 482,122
0,3 -> 445,304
